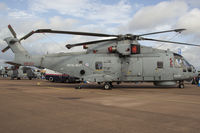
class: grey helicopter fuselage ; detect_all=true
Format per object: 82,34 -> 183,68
4,37 -> 197,88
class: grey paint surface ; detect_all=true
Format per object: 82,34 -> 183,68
2,36 -> 198,86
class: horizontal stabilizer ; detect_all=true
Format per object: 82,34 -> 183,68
5,61 -> 21,66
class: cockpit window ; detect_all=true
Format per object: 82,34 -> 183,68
174,56 -> 183,68
174,54 -> 192,69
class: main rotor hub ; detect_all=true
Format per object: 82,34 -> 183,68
117,34 -> 138,40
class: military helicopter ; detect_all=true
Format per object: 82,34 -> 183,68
1,25 -> 199,89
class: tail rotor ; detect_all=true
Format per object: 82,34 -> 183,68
1,24 -> 18,53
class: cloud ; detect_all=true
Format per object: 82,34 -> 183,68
176,8 -> 200,37
0,12 -> 80,64
84,0 -> 132,24
182,47 -> 200,67
120,0 -> 188,32
182,0 -> 200,8
48,16 -> 79,29
29,0 -> 91,15
29,0 -> 133,24
0,2 -> 7,10
8,10 -> 35,19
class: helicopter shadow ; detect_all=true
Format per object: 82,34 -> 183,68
45,83 -> 177,90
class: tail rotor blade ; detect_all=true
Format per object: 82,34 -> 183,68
1,46 -> 10,53
8,24 -> 17,38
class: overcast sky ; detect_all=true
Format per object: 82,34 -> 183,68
0,0 -> 200,68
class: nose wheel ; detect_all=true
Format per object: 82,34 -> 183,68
178,81 -> 184,89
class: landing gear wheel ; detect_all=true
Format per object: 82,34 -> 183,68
117,81 -> 121,85
179,84 -> 184,89
49,77 -> 54,82
178,81 -> 184,89
75,86 -> 82,89
65,79 -> 69,83
104,82 -> 112,90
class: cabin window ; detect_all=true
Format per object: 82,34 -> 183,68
188,67 -> 192,72
95,62 -> 103,70
157,61 -> 163,68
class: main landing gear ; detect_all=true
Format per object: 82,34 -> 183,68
75,82 -> 113,90
178,81 -> 184,89
103,82 -> 113,90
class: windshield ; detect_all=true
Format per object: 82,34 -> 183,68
183,59 -> 191,67
174,54 -> 191,68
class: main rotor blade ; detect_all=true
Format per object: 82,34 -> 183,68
138,29 -> 186,36
66,38 -> 117,49
20,29 -> 118,41
1,46 -> 10,53
139,37 -> 200,47
8,25 -> 17,38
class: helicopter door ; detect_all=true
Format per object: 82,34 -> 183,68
121,57 -> 143,81
154,61 -> 164,81
121,58 -> 129,81
142,57 -> 158,81
101,57 -> 121,81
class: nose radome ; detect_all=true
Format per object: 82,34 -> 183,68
195,71 -> 199,77
193,68 -> 198,78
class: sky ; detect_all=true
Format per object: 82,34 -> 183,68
0,0 -> 200,68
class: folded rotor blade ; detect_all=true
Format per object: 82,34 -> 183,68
1,46 -> 10,53
138,29 -> 186,36
19,31 -> 35,41
20,29 -> 118,41
8,25 -> 17,38
36,29 -> 118,37
66,38 -> 118,49
139,37 -> 200,47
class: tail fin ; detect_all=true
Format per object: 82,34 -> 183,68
2,25 -> 41,67
2,25 -> 30,56
3,37 -> 30,56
